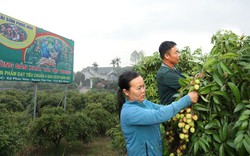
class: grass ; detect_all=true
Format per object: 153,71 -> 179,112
18,136 -> 119,156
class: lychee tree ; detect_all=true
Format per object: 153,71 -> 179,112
134,30 -> 250,156
183,30 -> 250,156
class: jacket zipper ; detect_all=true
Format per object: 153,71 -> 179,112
145,143 -> 148,156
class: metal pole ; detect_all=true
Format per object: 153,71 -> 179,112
64,84 -> 67,111
33,82 -> 38,118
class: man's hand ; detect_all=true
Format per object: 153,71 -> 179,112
195,72 -> 205,78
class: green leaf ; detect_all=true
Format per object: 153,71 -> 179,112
213,91 -> 230,101
213,72 -> 223,86
240,82 -> 249,98
236,130 -> 245,136
239,114 -> 249,121
234,103 -> 245,113
203,57 -> 218,69
207,119 -> 221,129
193,103 -> 209,111
243,139 -> 250,154
213,96 -> 220,104
246,104 -> 250,109
244,134 -> 250,145
224,142 -> 235,156
240,120 -> 248,130
198,139 -> 208,152
200,95 -> 210,102
242,110 -> 250,116
219,52 -> 238,60
199,137 -> 210,147
231,62 -> 243,77
235,141 -> 243,151
226,140 -> 235,148
234,133 -> 243,145
228,82 -> 241,104
204,129 -> 213,134
199,85 -> 212,95
222,123 -> 228,141
211,84 -> 220,91
179,78 -> 189,87
219,144 -> 225,156
194,141 -> 199,155
219,61 -> 233,75
213,133 -> 222,143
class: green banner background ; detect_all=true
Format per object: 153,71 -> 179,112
0,13 -> 74,84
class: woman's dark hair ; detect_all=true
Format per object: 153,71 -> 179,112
159,41 -> 177,59
117,70 -> 140,119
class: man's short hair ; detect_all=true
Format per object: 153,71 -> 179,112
159,41 -> 177,59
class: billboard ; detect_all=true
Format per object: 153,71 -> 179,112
0,13 -> 74,84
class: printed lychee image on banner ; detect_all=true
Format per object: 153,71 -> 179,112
0,12 -> 74,84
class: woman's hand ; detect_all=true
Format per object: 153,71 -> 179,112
188,91 -> 199,103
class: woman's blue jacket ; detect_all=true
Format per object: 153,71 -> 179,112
120,95 -> 191,156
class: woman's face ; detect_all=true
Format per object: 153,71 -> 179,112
123,76 -> 146,103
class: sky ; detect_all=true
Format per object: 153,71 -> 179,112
1,0 -> 250,72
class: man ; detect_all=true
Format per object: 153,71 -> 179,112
156,41 -> 185,105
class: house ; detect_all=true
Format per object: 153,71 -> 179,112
81,67 -> 118,88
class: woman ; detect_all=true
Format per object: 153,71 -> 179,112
117,71 -> 198,156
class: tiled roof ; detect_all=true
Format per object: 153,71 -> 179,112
82,67 -> 118,80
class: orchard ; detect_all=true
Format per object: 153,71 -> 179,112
134,30 -> 250,156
